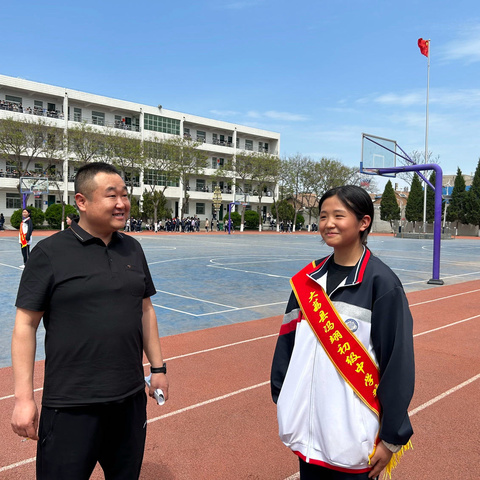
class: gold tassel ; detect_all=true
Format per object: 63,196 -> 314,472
381,440 -> 413,479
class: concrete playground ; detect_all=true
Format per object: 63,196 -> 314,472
0,230 -> 479,478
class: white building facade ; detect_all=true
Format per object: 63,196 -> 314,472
0,74 -> 280,224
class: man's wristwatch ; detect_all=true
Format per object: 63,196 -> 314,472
150,363 -> 167,374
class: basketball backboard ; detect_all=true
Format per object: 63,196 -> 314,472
360,133 -> 397,178
20,177 -> 49,195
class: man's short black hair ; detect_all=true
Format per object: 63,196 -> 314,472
75,162 -> 122,198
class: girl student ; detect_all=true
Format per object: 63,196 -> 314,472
271,185 -> 414,480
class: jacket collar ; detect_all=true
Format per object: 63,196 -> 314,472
309,247 -> 371,287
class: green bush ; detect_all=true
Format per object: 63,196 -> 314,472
296,214 -> 305,230
45,204 -> 79,229
227,211 -> 242,228
10,206 -> 45,229
244,210 -> 259,229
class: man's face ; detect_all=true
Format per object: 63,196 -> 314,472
78,172 -> 130,236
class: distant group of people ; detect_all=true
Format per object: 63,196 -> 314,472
0,99 -> 63,118
124,217 -> 144,232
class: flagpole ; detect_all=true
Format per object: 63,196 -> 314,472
422,40 -> 430,232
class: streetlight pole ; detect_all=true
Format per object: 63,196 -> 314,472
212,186 -> 222,231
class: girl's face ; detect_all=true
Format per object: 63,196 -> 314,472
22,209 -> 29,218
319,195 -> 370,252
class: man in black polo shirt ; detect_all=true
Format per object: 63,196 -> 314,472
11,162 -> 169,479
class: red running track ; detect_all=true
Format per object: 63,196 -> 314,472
0,280 -> 479,479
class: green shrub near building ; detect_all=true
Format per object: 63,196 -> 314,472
45,204 -> 79,229
10,206 -> 45,229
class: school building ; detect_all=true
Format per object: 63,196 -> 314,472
0,73 -> 280,223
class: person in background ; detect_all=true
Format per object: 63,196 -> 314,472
19,208 -> 33,265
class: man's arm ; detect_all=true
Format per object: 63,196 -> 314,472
142,297 -> 169,401
11,307 -> 43,440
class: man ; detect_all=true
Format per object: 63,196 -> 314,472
11,162 -> 169,479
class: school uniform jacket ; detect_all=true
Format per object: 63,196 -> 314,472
270,248 -> 415,473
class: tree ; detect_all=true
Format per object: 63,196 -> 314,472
143,136 -> 178,224
464,158 -> 480,229
251,153 -> 281,231
446,167 -> 467,228
164,137 -> 208,218
67,122 -> 107,166
405,174 -> 424,230
222,151 -> 256,231
309,158 -> 359,224
141,189 -> 172,223
425,171 -> 438,223
109,131 -> 144,202
271,200 -> 296,222
281,154 -> 316,232
380,180 -> 400,231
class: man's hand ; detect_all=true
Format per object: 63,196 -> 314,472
149,373 -> 169,402
368,441 -> 393,478
11,398 -> 39,441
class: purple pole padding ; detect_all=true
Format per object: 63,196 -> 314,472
375,163 -> 443,284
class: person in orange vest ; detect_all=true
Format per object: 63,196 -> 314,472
19,207 -> 33,265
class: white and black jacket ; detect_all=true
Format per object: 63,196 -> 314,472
271,248 -> 415,472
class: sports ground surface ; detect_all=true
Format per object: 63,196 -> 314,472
0,230 -> 479,479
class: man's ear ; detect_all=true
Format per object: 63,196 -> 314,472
75,193 -> 87,213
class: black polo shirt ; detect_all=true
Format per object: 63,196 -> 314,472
16,221 -> 156,407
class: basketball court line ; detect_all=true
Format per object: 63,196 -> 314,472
1,289 -> 478,403
1,308 -> 479,475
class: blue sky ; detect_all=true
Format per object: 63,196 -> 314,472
2,0 -> 479,184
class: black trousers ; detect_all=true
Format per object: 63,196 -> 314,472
21,245 -> 30,264
36,390 -> 147,480
299,458 -> 377,480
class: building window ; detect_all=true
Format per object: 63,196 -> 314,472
196,203 -> 205,215
258,141 -> 269,152
5,95 -> 22,104
92,111 -> 105,126
6,193 -> 22,209
34,163 -> 44,174
74,107 -> 82,122
211,157 -> 224,169
144,169 -> 179,187
196,130 -> 206,142
183,127 -> 191,139
245,139 -> 253,151
34,100 -> 43,109
196,179 -> 207,192
35,197 -> 43,209
6,161 -> 17,174
144,114 -> 180,135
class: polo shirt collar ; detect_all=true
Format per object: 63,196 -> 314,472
70,220 -> 123,245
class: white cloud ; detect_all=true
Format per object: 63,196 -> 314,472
440,24 -> 480,64
209,109 -> 240,117
246,110 -> 309,122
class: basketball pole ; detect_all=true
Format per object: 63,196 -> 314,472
422,40 -> 431,232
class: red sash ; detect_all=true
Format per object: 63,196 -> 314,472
291,261 -> 381,416
20,219 -> 28,248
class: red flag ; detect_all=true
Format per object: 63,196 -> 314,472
418,38 -> 429,57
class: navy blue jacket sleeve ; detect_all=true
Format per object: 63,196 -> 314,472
371,285 -> 415,445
